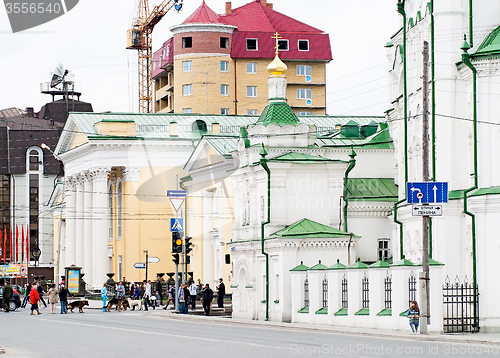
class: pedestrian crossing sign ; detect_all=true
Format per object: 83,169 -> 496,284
170,218 -> 183,232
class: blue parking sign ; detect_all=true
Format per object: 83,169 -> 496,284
407,182 -> 448,204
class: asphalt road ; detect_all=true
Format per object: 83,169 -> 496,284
1,307 -> 496,357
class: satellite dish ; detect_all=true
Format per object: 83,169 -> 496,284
50,63 -> 69,88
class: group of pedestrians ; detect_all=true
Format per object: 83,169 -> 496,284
16,281 -> 69,315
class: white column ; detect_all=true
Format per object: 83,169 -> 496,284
75,175 -> 85,267
203,190 -> 214,285
92,168 -> 109,287
64,177 -> 77,267
83,172 -> 94,285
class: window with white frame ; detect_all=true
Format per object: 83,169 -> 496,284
247,86 -> 257,97
278,39 -> 289,51
297,88 -> 312,100
220,60 -> 229,72
183,84 -> 192,96
378,239 -> 390,261
183,108 -> 192,113
247,109 -> 257,115
220,84 -> 229,96
246,62 -> 257,74
221,108 -> 229,115
297,65 -> 312,77
116,181 -> 123,238
246,38 -> 258,50
298,40 -> 309,51
183,60 -> 192,72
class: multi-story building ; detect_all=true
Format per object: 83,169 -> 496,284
153,0 -> 332,116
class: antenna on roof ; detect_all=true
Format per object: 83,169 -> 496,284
50,63 -> 69,88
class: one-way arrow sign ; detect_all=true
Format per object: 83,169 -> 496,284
134,262 -> 146,269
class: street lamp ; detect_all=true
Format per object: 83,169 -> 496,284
41,143 -> 65,287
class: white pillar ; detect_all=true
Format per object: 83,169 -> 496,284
203,190 -> 214,285
75,175 -> 85,267
92,168 -> 109,287
64,177 -> 77,267
83,172 -> 93,285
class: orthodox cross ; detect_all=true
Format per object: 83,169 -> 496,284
272,32 -> 282,55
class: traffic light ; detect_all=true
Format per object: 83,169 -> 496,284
185,236 -> 193,255
172,231 -> 183,253
172,253 -> 180,265
186,256 -> 191,265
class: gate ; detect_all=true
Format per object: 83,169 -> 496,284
443,276 -> 479,333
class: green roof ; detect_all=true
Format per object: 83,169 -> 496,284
269,152 -> 343,164
346,178 -> 398,202
347,259 -> 368,269
309,260 -> 328,270
391,258 -> 414,266
290,261 -> 309,271
369,260 -> 391,268
474,25 -> 500,58
255,102 -> 300,127
415,258 -> 444,266
328,259 -> 347,270
269,218 -> 357,239
316,122 -> 393,149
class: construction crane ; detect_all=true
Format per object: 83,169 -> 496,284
127,0 -> 184,113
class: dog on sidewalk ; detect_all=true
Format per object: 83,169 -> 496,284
106,297 -> 130,312
68,300 -> 89,313
127,297 -> 143,311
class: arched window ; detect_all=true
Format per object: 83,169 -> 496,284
108,184 -> 114,239
192,120 -> 208,138
27,147 -> 43,172
116,180 -> 123,238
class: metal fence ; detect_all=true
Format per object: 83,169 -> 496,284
341,274 -> 348,308
362,273 -> 369,309
384,272 -> 392,309
408,271 -> 417,308
443,276 -> 479,333
304,277 -> 309,308
322,277 -> 328,308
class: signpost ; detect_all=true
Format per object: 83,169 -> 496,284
148,257 -> 160,263
412,205 -> 442,217
134,263 -> 146,269
170,218 -> 183,232
406,182 -> 448,204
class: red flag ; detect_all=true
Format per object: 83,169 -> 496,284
15,225 -> 19,263
21,226 -> 25,263
0,228 -> 3,262
3,227 -> 5,262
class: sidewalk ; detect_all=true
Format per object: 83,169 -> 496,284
85,299 -> 500,346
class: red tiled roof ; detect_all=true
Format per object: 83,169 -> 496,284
182,0 -> 224,25
220,1 -> 323,33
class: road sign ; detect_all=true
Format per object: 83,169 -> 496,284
406,182 -> 448,204
170,218 -> 184,232
412,205 -> 443,216
167,190 -> 187,197
134,262 -> 146,269
148,257 -> 160,263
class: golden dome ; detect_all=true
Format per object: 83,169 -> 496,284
267,53 -> 287,76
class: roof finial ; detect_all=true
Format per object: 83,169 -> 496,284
272,31 -> 282,56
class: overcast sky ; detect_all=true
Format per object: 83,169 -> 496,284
0,0 -> 400,116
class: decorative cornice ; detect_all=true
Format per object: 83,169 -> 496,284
121,167 -> 141,182
170,23 -> 236,35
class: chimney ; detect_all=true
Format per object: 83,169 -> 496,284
260,0 -> 267,7
25,107 -> 34,116
212,122 -> 220,134
266,3 -> 273,9
225,2 -> 231,15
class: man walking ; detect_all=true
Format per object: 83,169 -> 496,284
116,281 -> 125,300
58,284 -> 68,314
2,281 -> 13,312
143,280 -> 153,311
217,278 -> 225,308
156,276 -> 163,306
36,281 -> 47,308
189,281 -> 198,310
201,283 -> 213,316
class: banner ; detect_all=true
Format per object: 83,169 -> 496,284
67,269 -> 80,294
0,264 -> 28,278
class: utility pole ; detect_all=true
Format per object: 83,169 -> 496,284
144,250 -> 149,282
420,40 -> 431,335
